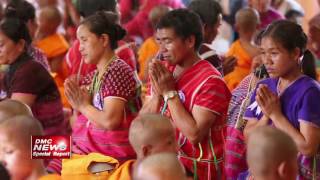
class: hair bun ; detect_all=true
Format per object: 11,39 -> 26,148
114,24 -> 126,41
4,6 -> 18,18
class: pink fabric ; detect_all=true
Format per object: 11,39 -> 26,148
47,59 -> 140,174
73,59 -> 139,160
259,8 -> 284,29
123,0 -> 184,40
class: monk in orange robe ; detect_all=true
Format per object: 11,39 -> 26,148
224,8 -> 260,91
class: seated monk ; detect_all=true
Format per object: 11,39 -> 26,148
108,113 -> 178,180
134,153 -> 188,180
0,115 -> 61,180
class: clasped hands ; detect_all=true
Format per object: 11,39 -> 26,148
255,84 -> 283,121
148,60 -> 176,98
64,76 -> 91,111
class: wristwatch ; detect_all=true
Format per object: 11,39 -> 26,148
163,90 -> 178,101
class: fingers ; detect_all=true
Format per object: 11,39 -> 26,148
257,84 -> 270,100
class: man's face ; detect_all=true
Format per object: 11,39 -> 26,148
156,28 -> 193,66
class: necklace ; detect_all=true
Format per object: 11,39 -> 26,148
89,55 -> 117,95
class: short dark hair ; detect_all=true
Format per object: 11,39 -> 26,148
80,11 -> 126,50
188,0 -> 222,27
157,9 -> 203,51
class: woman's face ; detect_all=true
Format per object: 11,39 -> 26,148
0,31 -> 24,65
77,24 -> 107,64
260,37 -> 299,78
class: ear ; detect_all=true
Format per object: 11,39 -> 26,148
278,161 -> 287,178
185,35 -> 196,49
100,33 -> 110,48
17,39 -> 26,53
292,47 -> 301,64
141,144 -> 152,158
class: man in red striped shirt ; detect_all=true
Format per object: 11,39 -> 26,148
141,9 -> 231,180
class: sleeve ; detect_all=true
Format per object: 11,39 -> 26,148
243,81 -> 266,121
10,62 -> 52,95
193,77 -> 231,115
100,61 -> 136,101
298,88 -> 320,127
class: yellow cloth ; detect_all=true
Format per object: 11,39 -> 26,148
108,160 -> 135,180
61,153 -> 119,180
224,40 -> 253,91
138,37 -> 159,80
35,34 -> 69,59
38,174 -> 61,180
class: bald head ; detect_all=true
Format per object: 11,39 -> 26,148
247,127 -> 298,179
235,8 -> 260,32
129,114 -> 176,158
149,5 -> 170,28
38,6 -> 61,34
0,115 -> 43,149
0,99 -> 33,122
134,153 -> 187,180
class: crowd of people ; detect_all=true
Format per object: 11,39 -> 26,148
0,0 -> 319,180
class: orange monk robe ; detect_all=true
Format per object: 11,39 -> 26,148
108,160 -> 135,180
61,153 -> 119,180
38,174 -> 61,180
35,34 -> 70,108
224,40 -> 253,91
138,37 -> 159,80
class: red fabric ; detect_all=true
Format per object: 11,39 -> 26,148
148,60 -> 231,180
123,0 -> 184,40
116,40 -> 137,70
65,40 -> 96,77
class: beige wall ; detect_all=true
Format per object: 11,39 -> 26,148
296,0 -> 319,32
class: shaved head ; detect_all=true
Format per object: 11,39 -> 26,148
235,8 -> 260,32
247,127 -> 298,179
0,99 -> 33,122
134,153 -> 187,180
129,114 -> 176,159
0,115 -> 43,149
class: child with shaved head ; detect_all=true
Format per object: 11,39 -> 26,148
134,153 -> 187,180
108,114 -> 177,180
246,127 -> 298,180
0,115 -> 60,180
0,99 -> 33,122
224,7 -> 261,91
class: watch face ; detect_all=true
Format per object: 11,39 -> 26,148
178,90 -> 185,102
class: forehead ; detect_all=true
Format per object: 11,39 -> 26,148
156,28 -> 178,39
261,37 -> 278,47
0,31 -> 10,41
77,24 -> 94,37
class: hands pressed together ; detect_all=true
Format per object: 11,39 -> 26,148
64,76 -> 91,111
148,59 -> 176,97
255,84 -> 283,121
